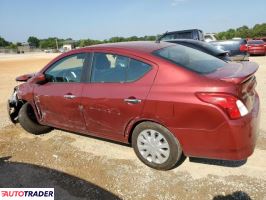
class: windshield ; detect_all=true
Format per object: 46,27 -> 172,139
248,40 -> 264,45
153,45 -> 226,74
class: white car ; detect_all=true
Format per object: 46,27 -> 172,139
204,33 -> 217,42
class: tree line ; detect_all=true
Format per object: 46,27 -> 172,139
216,23 -> 266,40
0,35 -> 157,49
1,23 -> 266,49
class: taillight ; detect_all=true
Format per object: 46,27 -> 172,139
240,44 -> 248,52
196,93 -> 248,119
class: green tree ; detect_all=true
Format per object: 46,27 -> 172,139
109,37 -> 126,43
7,43 -> 17,49
235,26 -> 251,38
252,23 -> 266,38
143,35 -> 156,41
27,36 -> 40,47
0,36 -> 10,47
39,37 -> 58,49
216,23 -> 266,40
77,39 -> 102,47
216,32 -> 227,40
127,36 -> 139,41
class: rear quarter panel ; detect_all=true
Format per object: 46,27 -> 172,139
141,60 -> 238,155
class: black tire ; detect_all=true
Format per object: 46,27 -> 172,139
132,121 -> 184,170
18,103 -> 52,134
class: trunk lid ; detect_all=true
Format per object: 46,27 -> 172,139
205,62 -> 259,111
205,62 -> 258,84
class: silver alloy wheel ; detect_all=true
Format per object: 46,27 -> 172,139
137,129 -> 170,164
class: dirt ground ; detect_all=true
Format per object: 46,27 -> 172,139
0,53 -> 265,200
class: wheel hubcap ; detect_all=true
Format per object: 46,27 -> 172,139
137,129 -> 170,164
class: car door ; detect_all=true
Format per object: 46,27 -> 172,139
34,53 -> 89,131
81,52 -> 157,140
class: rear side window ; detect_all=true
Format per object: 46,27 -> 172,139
175,32 -> 192,39
127,59 -> 151,82
161,30 -> 203,41
91,53 -> 151,83
153,45 -> 226,74
161,32 -> 192,40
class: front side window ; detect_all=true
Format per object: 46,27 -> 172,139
45,53 -> 87,83
153,45 -> 226,74
91,53 -> 151,83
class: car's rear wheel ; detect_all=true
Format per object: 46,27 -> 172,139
18,102 -> 52,134
132,122 -> 184,170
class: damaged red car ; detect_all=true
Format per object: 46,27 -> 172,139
8,41 -> 260,170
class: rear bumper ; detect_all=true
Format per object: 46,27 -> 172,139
248,50 -> 265,55
171,94 -> 260,160
230,54 -> 249,61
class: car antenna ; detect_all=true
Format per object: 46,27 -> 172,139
155,31 -> 168,43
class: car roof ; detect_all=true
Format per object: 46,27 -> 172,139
82,41 -> 174,53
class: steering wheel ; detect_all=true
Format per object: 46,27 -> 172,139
62,71 -> 77,82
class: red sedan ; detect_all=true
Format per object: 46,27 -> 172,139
8,41 -> 260,170
247,40 -> 266,55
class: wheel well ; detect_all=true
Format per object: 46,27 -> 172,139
17,100 -> 27,111
127,120 -> 159,144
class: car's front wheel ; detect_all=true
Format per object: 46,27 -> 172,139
132,122 -> 184,170
18,102 -> 52,134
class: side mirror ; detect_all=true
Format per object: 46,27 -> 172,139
34,74 -> 46,84
16,73 -> 34,82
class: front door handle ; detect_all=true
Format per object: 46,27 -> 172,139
124,98 -> 142,104
64,94 -> 76,99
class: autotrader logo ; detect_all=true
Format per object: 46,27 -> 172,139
0,188 -> 54,200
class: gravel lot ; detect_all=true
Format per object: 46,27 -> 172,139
0,53 -> 265,200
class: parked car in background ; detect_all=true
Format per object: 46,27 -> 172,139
247,40 -> 266,56
204,33 -> 217,42
8,41 -> 260,170
165,39 -> 230,61
158,29 -> 204,41
210,39 -> 249,61
254,37 -> 266,44
44,49 -> 58,53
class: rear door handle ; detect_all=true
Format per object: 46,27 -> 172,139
64,94 -> 76,99
124,98 -> 142,104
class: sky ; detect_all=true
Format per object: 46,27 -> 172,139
0,0 -> 266,42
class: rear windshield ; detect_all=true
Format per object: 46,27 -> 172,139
153,45 -> 226,74
161,32 -> 193,40
248,40 -> 264,44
